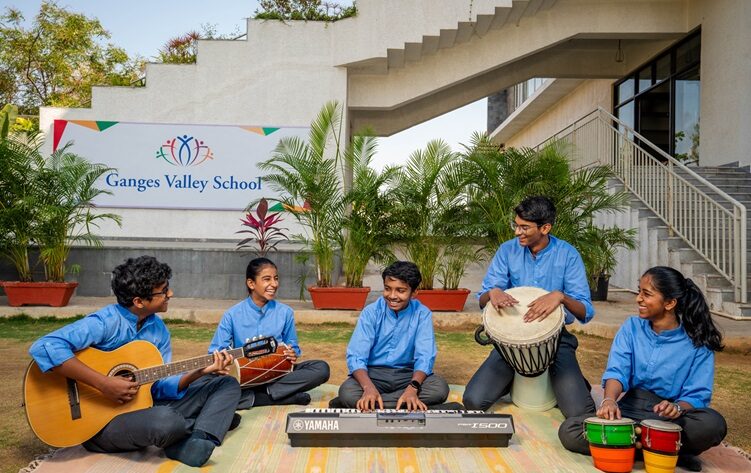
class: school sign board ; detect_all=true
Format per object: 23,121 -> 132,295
52,120 -> 309,210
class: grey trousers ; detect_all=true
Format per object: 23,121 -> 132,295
559,388 -> 727,456
338,366 -> 450,408
83,375 -> 241,453
237,359 -> 330,409
463,327 -> 596,418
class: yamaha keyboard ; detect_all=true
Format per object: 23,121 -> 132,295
286,408 -> 514,447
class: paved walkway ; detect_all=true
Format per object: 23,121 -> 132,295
2,288 -> 751,345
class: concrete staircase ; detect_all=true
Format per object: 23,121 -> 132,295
604,167 -> 751,319
676,163 -> 751,317
381,0 -> 558,71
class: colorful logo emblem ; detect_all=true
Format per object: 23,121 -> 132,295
156,135 -> 214,166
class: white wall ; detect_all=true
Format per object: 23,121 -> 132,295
689,0 -> 751,167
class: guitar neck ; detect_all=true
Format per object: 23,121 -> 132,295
133,346 -> 244,385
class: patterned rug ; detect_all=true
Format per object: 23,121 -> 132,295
27,384 -> 749,473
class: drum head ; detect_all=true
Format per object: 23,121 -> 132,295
585,417 -> 635,426
483,286 -> 564,345
641,419 -> 682,431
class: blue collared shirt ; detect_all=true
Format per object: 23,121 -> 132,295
479,235 -> 595,324
28,303 -> 185,401
602,316 -> 714,408
346,297 -> 436,375
208,298 -> 301,356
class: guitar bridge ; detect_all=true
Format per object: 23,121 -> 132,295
66,378 -> 82,420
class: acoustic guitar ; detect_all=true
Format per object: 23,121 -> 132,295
23,336 -> 277,448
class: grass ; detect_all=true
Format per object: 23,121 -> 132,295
1,317 -> 749,473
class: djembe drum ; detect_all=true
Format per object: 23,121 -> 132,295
474,286 -> 564,411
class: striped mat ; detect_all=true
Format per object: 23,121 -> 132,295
28,384 -> 747,473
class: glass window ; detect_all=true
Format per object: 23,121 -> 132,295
655,54 -> 671,83
676,34 -> 700,72
638,66 -> 652,92
674,67 -> 701,164
616,78 -> 635,105
616,100 -> 635,136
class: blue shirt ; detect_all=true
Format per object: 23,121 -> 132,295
28,303 -> 185,401
209,298 -> 301,356
479,235 -> 595,324
602,316 -> 714,408
346,297 -> 437,375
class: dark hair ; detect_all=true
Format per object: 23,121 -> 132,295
246,257 -> 277,293
514,195 -> 556,226
382,261 -> 422,291
111,256 -> 172,307
643,266 -> 724,351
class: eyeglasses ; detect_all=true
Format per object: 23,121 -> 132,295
150,284 -> 171,298
510,221 -> 540,233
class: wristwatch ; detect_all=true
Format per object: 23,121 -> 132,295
409,379 -> 422,394
673,402 -> 684,415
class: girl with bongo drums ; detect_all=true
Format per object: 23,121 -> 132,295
208,257 -> 329,408
559,266 -> 727,472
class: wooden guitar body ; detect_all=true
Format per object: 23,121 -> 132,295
23,340 -> 160,448
23,336 -> 277,447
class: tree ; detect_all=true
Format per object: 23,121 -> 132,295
157,24 -> 242,65
0,1 -> 143,115
254,1 -> 357,21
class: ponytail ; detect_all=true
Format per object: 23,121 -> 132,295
643,266 -> 724,351
680,279 -> 724,351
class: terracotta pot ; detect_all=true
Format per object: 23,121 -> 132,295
1,281 -> 79,307
414,288 -> 471,312
307,286 -> 370,310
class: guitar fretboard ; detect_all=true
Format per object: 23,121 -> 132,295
133,347 -> 244,385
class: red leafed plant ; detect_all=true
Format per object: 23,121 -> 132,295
237,198 -> 288,256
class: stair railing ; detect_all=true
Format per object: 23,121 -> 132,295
539,107 -> 747,303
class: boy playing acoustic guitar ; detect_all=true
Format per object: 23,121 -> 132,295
28,256 -> 241,467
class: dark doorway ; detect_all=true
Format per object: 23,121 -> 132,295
636,81 -> 671,160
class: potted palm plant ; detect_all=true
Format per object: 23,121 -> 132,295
0,135 -> 121,307
391,140 -> 474,311
258,102 -> 394,309
579,225 -> 637,301
0,121 -> 42,285
340,134 -> 398,289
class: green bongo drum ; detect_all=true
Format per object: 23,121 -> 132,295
584,417 -> 636,446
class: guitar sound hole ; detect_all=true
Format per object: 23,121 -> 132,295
111,368 -> 136,382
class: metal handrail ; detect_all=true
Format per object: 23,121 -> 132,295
540,107 -> 747,303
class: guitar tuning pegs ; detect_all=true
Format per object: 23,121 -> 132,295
245,338 -> 251,343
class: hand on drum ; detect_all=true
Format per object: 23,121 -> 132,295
653,400 -> 681,419
596,398 -> 621,420
357,385 -> 384,411
489,288 -> 519,311
524,291 -> 565,322
283,348 -> 299,364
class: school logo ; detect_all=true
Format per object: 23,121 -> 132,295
156,134 -> 214,166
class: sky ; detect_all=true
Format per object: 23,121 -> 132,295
1,0 -> 488,169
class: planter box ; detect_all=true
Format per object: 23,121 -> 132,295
414,288 -> 471,312
1,281 -> 79,307
308,286 -> 370,310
